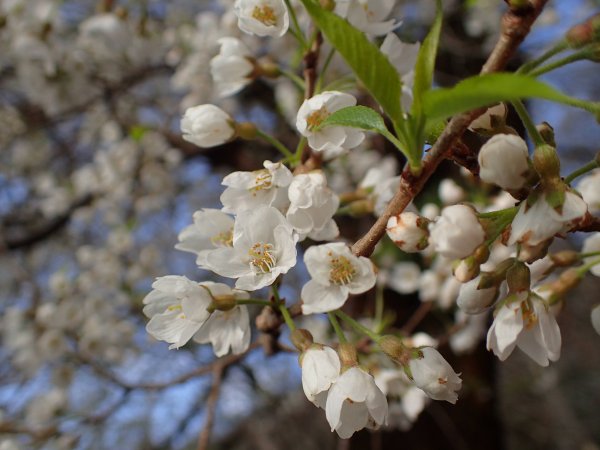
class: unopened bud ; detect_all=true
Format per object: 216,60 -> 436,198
566,22 -> 594,48
386,212 -> 430,253
379,335 -> 410,365
337,343 -> 358,368
454,257 -> 480,283
533,144 -> 561,182
518,239 -> 551,263
507,261 -> 531,293
235,122 -> 258,140
256,59 -> 280,78
291,328 -> 314,352
536,122 -> 556,147
550,250 -> 580,267
457,275 -> 499,314
543,268 -> 581,304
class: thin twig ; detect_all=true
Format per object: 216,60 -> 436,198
197,365 -> 225,450
351,0 -> 550,257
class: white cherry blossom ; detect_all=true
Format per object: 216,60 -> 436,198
456,275 -> 499,314
508,191 -> 587,247
192,289 -> 251,357
175,209 -> 234,269
335,0 -> 398,36
380,32 -> 420,110
220,160 -> 293,214
325,367 -> 388,439
408,347 -> 462,404
233,0 -> 289,37
286,171 -> 340,241
486,293 -> 561,366
210,37 -> 255,97
582,232 -> 600,277
181,104 -> 235,148
301,345 -> 341,408
206,205 -> 298,291
296,91 -> 364,159
142,276 -> 212,349
429,204 -> 485,260
301,242 -> 376,314
478,134 -> 530,191
386,211 -> 429,253
576,169 -> 600,213
387,261 -> 421,294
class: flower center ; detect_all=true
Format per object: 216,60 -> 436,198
250,169 -> 273,196
522,308 -> 538,329
252,5 -> 277,26
249,242 -> 276,274
167,304 -> 185,319
306,106 -> 330,131
328,252 -> 356,285
210,228 -> 233,248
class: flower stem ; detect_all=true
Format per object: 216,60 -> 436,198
581,251 -> 600,258
335,310 -> 381,343
280,69 -> 305,91
564,159 -> 599,184
283,0 -> 307,49
256,129 -> 294,159
315,47 -> 336,93
328,312 -> 347,344
512,100 -> 545,147
517,40 -> 569,74
279,303 -> 296,331
576,257 -> 600,277
528,49 -> 592,77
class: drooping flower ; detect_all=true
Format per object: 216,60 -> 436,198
175,209 -> 234,269
181,104 -> 235,148
296,91 -> 365,160
334,0 -> 398,36
300,344 -> 341,408
142,276 -> 213,349
325,366 -> 388,439
301,242 -> 376,314
478,134 -> 530,191
193,283 -> 251,357
456,275 -> 499,314
508,191 -> 587,247
486,292 -> 561,366
233,0 -> 289,37
286,171 -> 340,241
429,205 -> 485,260
408,347 -> 462,404
210,37 -> 255,97
206,205 -> 298,291
220,160 -> 293,214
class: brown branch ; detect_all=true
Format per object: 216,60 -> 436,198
76,341 -> 260,390
197,365 -> 225,450
351,0 -> 550,257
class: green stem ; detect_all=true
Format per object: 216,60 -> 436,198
580,251 -> 600,259
315,47 -> 336,93
335,310 -> 381,343
283,0 -> 307,49
480,206 -> 519,246
279,303 -> 296,331
564,159 -> 599,184
512,100 -> 545,146
328,313 -> 347,343
280,69 -> 305,91
576,257 -> 600,277
517,40 -> 569,74
528,49 -> 592,77
256,129 -> 294,158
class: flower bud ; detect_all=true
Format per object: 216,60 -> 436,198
506,261 -> 530,293
541,268 -> 581,304
517,239 -> 551,263
550,250 -> 579,267
454,257 -> 480,283
468,103 -> 507,133
181,104 -> 235,148
407,347 -> 462,404
478,134 -> 530,190
291,328 -> 314,352
533,145 -> 561,183
537,122 -> 556,147
457,276 -> 498,314
386,212 -> 430,253
477,258 -> 514,289
429,205 -> 485,260
566,22 -> 594,48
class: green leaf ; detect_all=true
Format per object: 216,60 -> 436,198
411,0 -> 443,114
423,73 -> 600,121
299,0 -> 402,121
317,106 -> 410,159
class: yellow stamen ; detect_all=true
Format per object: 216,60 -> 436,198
210,228 -> 234,247
249,169 -> 273,196
328,251 -> 356,285
249,242 -> 276,274
306,106 -> 330,131
252,5 -> 277,26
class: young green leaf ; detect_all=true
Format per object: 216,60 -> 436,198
299,0 -> 402,122
423,73 -> 600,121
317,106 -> 411,160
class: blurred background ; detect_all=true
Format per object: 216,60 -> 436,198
1,0 -> 599,449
